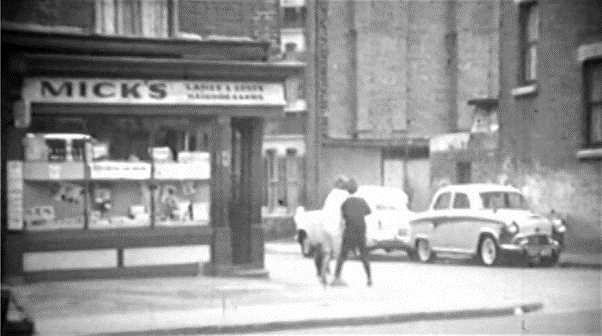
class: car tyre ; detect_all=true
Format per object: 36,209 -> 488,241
478,235 -> 500,266
540,251 -> 560,267
416,239 -> 434,263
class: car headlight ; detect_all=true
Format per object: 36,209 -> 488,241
506,221 -> 519,234
552,218 -> 566,233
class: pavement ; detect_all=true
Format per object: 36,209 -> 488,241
3,241 -> 600,336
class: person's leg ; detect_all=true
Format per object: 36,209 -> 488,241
314,243 -> 323,278
332,236 -> 350,286
358,240 -> 372,286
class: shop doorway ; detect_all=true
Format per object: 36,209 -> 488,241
229,118 -> 263,265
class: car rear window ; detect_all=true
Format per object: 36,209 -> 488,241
480,192 -> 528,210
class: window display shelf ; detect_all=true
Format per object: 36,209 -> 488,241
89,161 -> 152,180
23,162 -> 86,181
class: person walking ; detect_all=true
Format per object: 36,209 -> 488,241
309,175 -> 351,285
331,177 -> 373,287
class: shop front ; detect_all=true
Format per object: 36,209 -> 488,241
1,29 -> 302,283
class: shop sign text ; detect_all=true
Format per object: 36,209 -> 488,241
23,78 -> 286,106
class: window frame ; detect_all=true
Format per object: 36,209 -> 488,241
519,1 -> 539,84
584,60 -> 602,147
95,0 -> 177,38
433,192 -> 451,210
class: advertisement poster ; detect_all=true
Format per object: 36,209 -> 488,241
7,161 -> 24,230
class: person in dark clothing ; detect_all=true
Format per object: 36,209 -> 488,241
331,178 -> 373,287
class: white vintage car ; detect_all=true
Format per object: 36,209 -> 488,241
409,184 -> 567,266
294,185 -> 416,258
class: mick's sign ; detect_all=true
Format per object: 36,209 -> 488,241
22,78 -> 286,106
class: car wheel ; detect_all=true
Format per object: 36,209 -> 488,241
416,239 -> 434,263
300,238 -> 313,258
478,235 -> 500,266
540,251 -> 560,267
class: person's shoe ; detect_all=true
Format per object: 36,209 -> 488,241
330,277 -> 347,287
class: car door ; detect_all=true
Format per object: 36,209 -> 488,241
446,192 -> 475,252
429,191 -> 453,250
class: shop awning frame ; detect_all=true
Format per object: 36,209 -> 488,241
9,53 -> 305,81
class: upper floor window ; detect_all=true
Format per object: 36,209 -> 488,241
586,60 -> 602,147
520,2 -> 539,83
283,7 -> 306,27
95,0 -> 173,38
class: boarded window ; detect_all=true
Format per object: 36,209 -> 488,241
96,0 -> 171,38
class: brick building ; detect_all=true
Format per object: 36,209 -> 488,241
1,0 -> 302,282
498,0 -> 602,253
306,0 -> 501,211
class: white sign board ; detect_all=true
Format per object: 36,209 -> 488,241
22,78 -> 286,106
7,161 -> 24,230
90,162 -> 152,180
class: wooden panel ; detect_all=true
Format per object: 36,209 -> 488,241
20,264 -> 200,283
23,162 -> 85,180
123,245 -> 209,266
32,104 -> 284,119
383,159 -> 405,189
5,226 -> 212,253
23,249 -> 118,271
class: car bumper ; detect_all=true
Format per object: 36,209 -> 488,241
500,241 -> 561,259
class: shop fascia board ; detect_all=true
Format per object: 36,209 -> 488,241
322,137 -> 429,150
1,24 -> 270,62
11,53 -> 305,81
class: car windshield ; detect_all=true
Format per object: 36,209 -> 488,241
480,192 -> 528,210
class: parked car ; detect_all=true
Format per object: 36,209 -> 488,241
408,184 -> 567,266
294,185 -> 416,258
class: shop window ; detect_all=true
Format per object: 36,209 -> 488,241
519,2 -> 539,84
95,0 -> 172,38
266,149 -> 279,212
585,60 -> 602,147
285,149 -> 300,213
16,115 -> 211,232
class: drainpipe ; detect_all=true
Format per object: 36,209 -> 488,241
444,0 -> 458,133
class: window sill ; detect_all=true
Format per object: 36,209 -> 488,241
577,148 -> 602,160
513,0 -> 536,4
511,84 -> 538,97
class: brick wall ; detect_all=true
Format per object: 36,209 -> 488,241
325,0 -> 500,139
1,0 -> 95,29
355,0 -> 408,135
456,0 -> 500,131
325,0 -> 355,139
180,0 -> 279,43
499,0 -> 602,253
2,0 -> 279,43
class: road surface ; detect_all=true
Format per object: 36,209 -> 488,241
260,307 -> 601,335
258,241 -> 601,335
